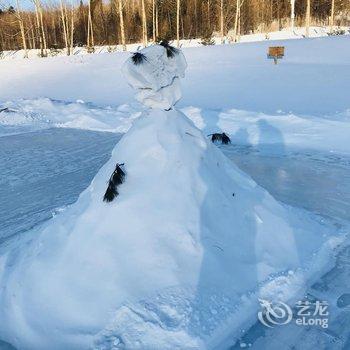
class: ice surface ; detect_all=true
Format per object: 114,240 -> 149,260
223,145 -> 350,223
0,128 -> 120,242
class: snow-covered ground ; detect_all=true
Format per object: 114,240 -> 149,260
0,34 -> 349,349
1,34 -> 350,117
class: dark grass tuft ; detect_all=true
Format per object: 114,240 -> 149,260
103,163 -> 126,203
221,133 -> 231,144
131,52 -> 147,65
0,107 -> 17,113
208,133 -> 231,145
159,40 -> 179,58
103,182 -> 118,202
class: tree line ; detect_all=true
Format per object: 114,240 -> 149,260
0,0 -> 349,57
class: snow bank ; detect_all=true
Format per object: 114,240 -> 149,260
0,109 -> 342,349
182,107 -> 350,155
236,26 -> 349,43
2,98 -> 349,156
0,98 -> 141,136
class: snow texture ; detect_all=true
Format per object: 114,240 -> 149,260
122,44 -> 187,109
2,100 -> 350,155
0,99 -> 141,137
1,35 -> 349,118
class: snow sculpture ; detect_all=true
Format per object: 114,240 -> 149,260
122,41 -> 187,110
0,43 -> 342,350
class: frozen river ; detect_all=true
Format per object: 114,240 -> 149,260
0,128 -> 349,349
0,128 -> 122,243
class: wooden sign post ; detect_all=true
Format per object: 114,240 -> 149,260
268,46 -> 285,64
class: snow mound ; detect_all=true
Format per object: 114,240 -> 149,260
0,109 -> 342,349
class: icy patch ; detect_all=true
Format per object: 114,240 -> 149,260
0,98 -> 142,136
222,145 -> 350,223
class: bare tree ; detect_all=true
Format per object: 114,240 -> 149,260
176,0 -> 180,46
33,0 -> 47,56
15,0 -> 28,58
330,0 -> 335,33
152,0 -> 156,42
233,0 -> 240,42
290,0 -> 295,31
60,0 -> 69,54
1,0 -> 350,53
305,0 -> 311,37
87,0 -> 94,51
118,0 -> 126,50
141,0 -> 148,46
220,0 -> 224,43
33,3 -> 42,55
38,0 -> 47,53
207,0 -> 211,29
155,0 -> 159,38
70,7 -> 74,53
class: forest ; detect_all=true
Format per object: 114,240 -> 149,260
0,0 -> 349,55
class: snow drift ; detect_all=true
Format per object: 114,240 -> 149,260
0,44 -> 343,349
0,98 -> 141,137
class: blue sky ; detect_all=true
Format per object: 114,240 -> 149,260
3,0 -> 33,10
3,0 -> 79,10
